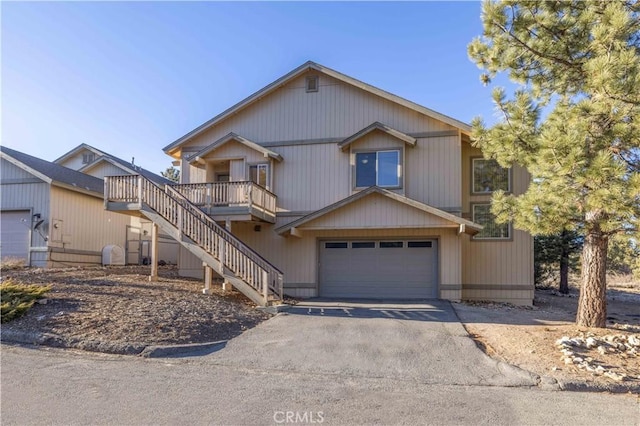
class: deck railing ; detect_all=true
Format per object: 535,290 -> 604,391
170,182 -> 276,218
104,175 -> 283,304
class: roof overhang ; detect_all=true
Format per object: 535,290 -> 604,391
163,61 -> 471,157
275,186 -> 482,237
187,132 -> 283,164
338,122 -> 417,152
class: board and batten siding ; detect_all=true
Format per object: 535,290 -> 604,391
180,72 -> 455,154
1,159 -> 51,266
82,162 -> 129,180
47,186 -> 133,267
460,142 -> 534,304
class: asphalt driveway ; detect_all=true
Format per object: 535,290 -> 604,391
206,299 -> 538,387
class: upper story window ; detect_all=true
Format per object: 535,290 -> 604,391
472,158 -> 510,194
472,203 -> 511,240
305,76 -> 319,93
249,163 -> 269,188
82,153 -> 95,164
355,150 -> 401,189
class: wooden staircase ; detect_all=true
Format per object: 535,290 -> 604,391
104,175 -> 284,306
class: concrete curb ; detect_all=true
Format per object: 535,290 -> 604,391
1,328 -> 226,358
557,379 -> 640,394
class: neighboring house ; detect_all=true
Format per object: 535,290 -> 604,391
0,146 -> 134,267
54,144 -> 178,265
104,61 -> 533,306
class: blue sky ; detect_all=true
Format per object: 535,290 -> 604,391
2,1 -> 506,174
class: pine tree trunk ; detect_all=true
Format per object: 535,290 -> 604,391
559,230 -> 570,294
576,226 -> 608,328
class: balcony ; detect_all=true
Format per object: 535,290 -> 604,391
170,181 -> 277,223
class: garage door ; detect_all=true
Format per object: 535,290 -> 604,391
0,210 -> 31,262
319,239 -> 438,299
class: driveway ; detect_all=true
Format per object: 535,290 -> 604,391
205,299 -> 538,387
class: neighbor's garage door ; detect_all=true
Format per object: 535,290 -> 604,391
319,239 -> 438,299
0,210 -> 31,261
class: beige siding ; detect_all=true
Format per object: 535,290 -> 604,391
182,72 -> 454,153
460,142 -> 534,304
57,150 -> 92,171
83,162 -> 128,179
300,193 -> 453,230
227,223 -> 462,299
47,186 -> 133,266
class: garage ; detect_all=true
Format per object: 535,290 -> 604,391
319,239 -> 438,299
0,210 -> 31,262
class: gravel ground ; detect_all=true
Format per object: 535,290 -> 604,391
1,266 -> 271,349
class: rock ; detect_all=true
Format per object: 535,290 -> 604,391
585,337 -> 598,348
564,357 -> 574,365
597,346 -> 607,355
628,335 -> 640,346
556,336 -> 572,346
603,371 -> 626,382
36,299 -> 48,305
573,357 -> 584,363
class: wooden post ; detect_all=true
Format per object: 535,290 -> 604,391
262,270 -> 269,306
203,263 -> 212,294
222,219 -> 233,292
149,223 -> 159,282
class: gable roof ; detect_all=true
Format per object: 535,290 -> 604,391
338,122 -> 417,151
55,143 -> 173,186
275,186 -> 482,236
187,133 -> 283,164
1,146 -> 104,196
163,61 -> 471,156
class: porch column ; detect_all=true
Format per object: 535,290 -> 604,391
203,263 -> 213,294
222,218 -> 234,292
149,223 -> 159,282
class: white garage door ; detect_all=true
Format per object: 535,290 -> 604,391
0,211 -> 31,262
319,239 -> 438,299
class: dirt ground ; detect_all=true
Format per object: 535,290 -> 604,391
1,266 -> 270,350
454,276 -> 640,389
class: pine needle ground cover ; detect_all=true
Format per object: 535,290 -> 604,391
1,280 -> 51,323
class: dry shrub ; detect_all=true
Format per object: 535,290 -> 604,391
1,280 -> 50,323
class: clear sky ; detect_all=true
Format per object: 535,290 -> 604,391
2,1 -> 507,174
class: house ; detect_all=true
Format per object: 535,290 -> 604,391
54,143 -> 178,265
104,61 -> 534,306
0,146 -> 134,267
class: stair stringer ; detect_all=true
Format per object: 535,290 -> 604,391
140,208 -> 269,306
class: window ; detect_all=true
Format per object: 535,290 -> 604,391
325,242 -> 348,249
352,242 -> 375,249
380,241 -> 403,248
82,153 -> 95,164
249,164 -> 269,188
472,158 -> 510,194
306,76 -> 319,92
408,241 -> 432,248
472,204 -> 511,240
355,150 -> 400,188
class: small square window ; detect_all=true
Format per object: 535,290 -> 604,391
306,76 -> 319,92
472,158 -> 510,194
352,242 -> 375,249
472,204 -> 511,240
82,153 -> 95,164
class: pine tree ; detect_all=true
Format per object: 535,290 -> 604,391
161,166 -> 180,183
468,1 -> 640,327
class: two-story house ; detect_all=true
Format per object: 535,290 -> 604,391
105,62 -> 533,306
